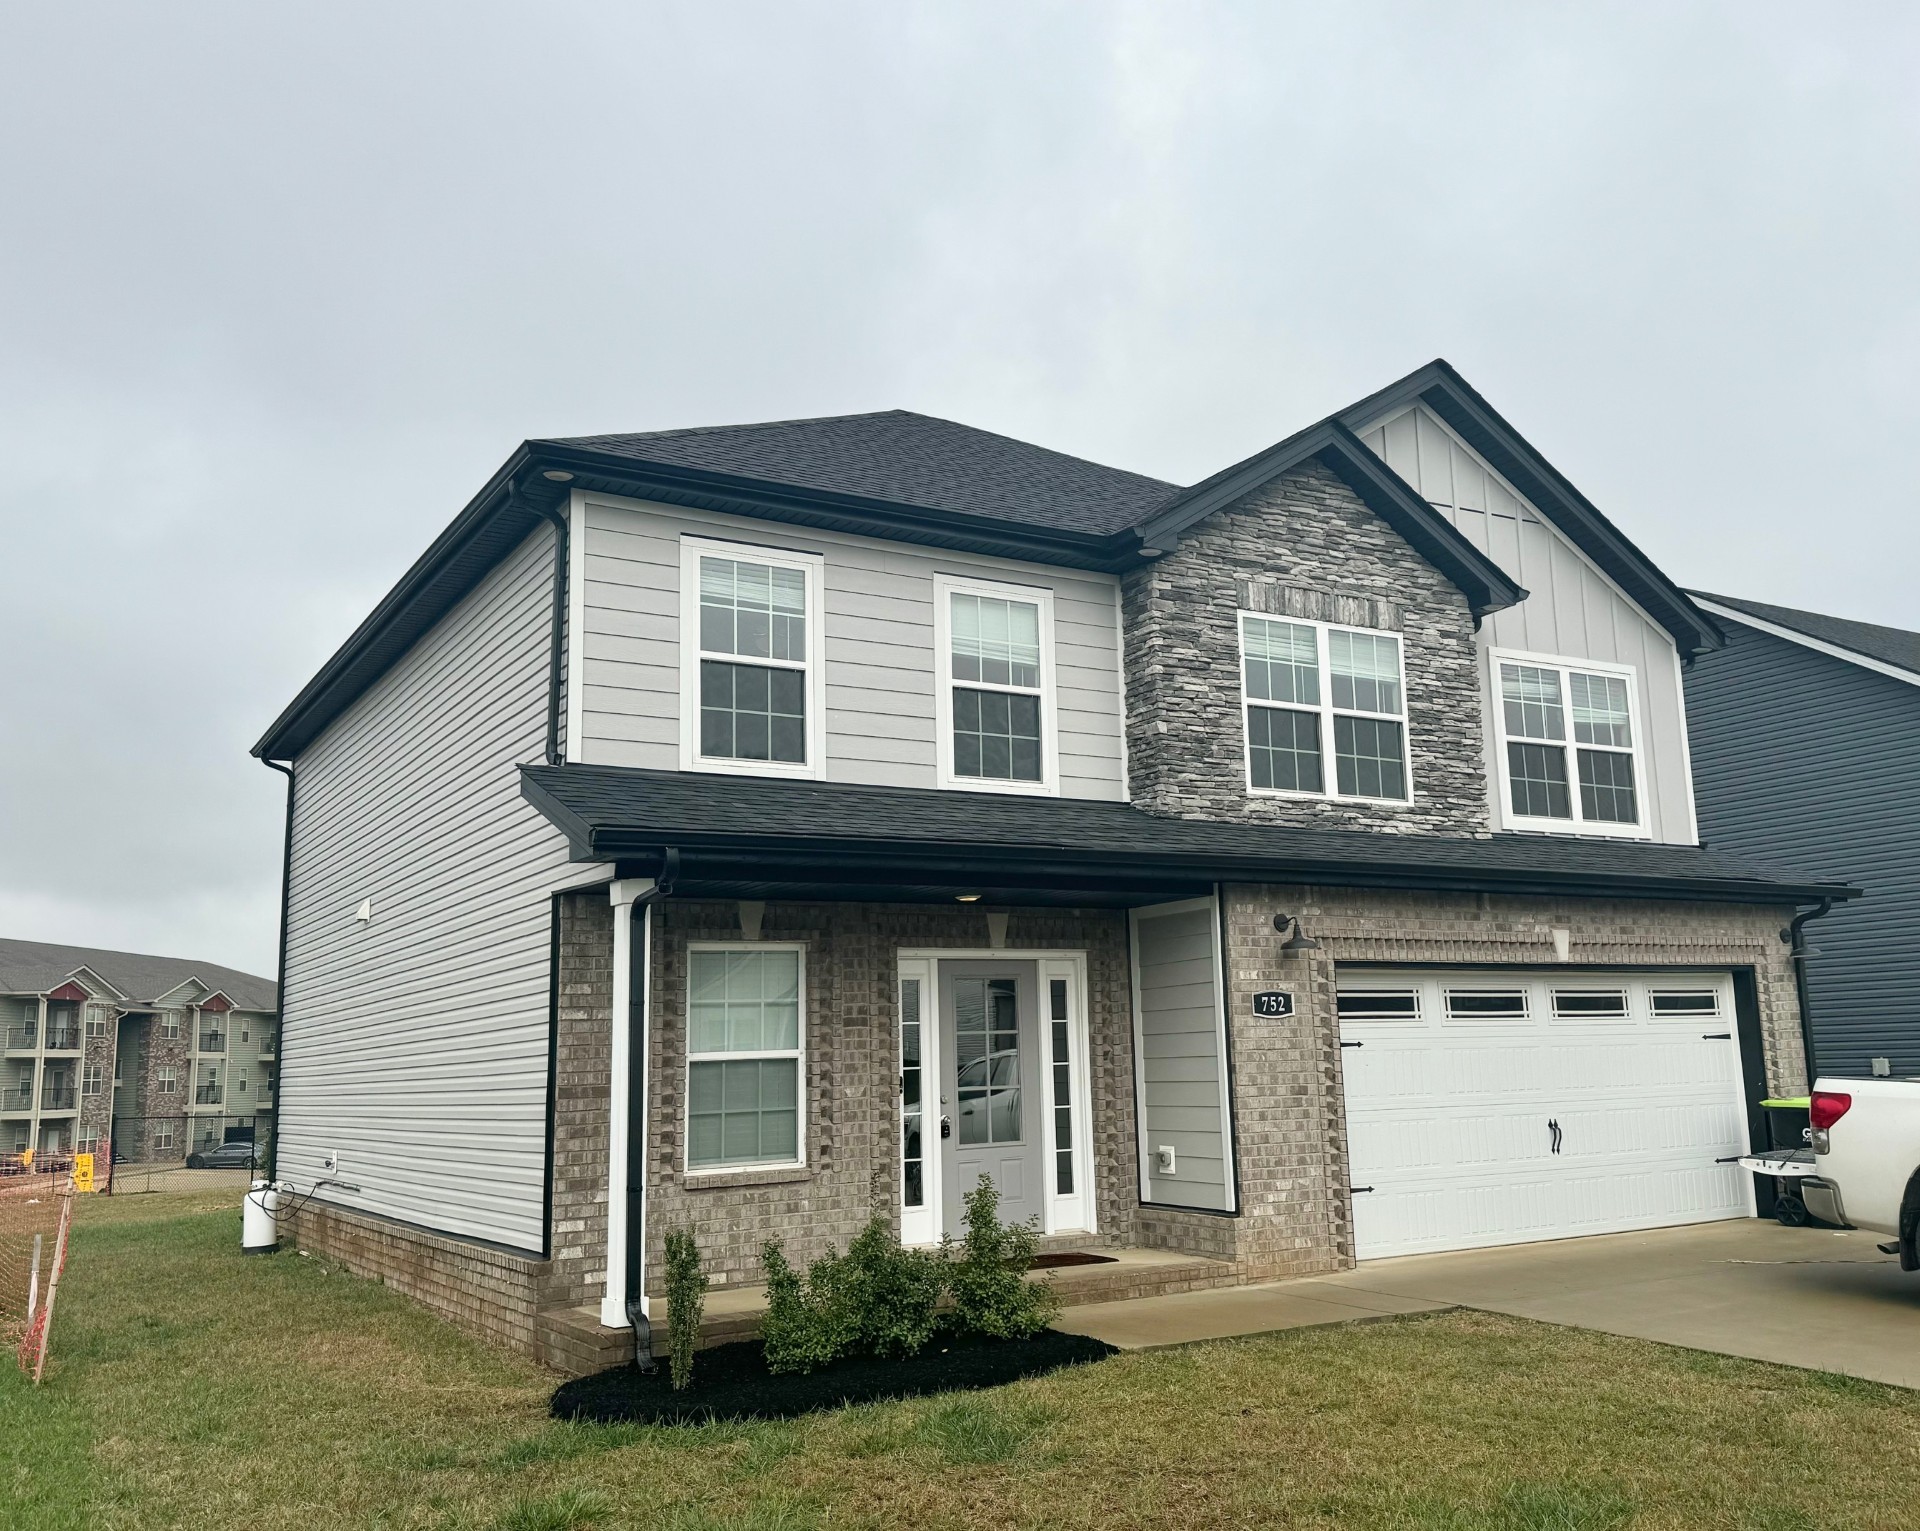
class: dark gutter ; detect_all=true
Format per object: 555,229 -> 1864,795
260,758 -> 294,1182
1785,897 -> 1835,1084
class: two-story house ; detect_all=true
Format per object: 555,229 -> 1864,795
1685,593 -> 1920,1081
0,937 -> 277,1164
255,360 -> 1851,1370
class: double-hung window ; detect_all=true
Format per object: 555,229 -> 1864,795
680,538 -> 824,778
936,576 -> 1056,794
1494,653 -> 1644,835
1240,614 -> 1409,801
685,946 -> 805,1171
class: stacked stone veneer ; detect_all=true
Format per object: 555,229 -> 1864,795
1123,458 -> 1490,835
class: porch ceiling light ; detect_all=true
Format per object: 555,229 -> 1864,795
955,893 -> 983,903
1273,912 -> 1322,954
541,469 -> 576,482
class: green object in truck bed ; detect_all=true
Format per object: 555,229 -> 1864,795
1761,1096 -> 1812,1109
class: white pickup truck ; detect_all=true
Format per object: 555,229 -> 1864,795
1796,1079 -> 1920,1268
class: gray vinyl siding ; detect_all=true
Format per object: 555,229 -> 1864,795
1131,901 -> 1232,1211
279,524 -> 576,1253
1359,406 -> 1696,844
572,495 -> 1128,798
1687,622 -> 1920,1077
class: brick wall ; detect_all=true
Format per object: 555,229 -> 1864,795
548,897 -> 1140,1299
1121,459 -> 1489,835
1208,883 -> 1806,1279
287,1198 -> 548,1356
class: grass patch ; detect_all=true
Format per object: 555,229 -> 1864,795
7,1192 -> 1920,1528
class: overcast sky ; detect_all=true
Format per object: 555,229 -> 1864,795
2,3 -> 1915,978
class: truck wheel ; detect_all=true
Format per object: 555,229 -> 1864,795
1775,1194 -> 1809,1227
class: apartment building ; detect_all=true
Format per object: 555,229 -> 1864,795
0,938 -> 277,1162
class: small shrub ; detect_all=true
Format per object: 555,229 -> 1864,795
664,1226 -> 708,1391
841,1216 -> 945,1358
946,1180 -> 1061,1340
758,1238 -> 852,1375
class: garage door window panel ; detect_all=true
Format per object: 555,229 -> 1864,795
1552,990 -> 1629,1020
1444,989 -> 1529,1021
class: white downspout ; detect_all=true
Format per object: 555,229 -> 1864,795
601,878 -> 655,1328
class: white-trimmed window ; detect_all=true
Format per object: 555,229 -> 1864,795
685,945 -> 805,1171
155,1065 -> 178,1094
82,1062 -> 103,1096
935,575 -> 1057,794
152,1121 -> 175,1153
85,1004 -> 110,1039
158,1011 -> 181,1040
1239,614 -> 1410,802
1493,652 -> 1645,836
679,538 -> 824,778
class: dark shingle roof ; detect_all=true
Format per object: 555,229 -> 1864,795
1693,592 -> 1920,680
0,938 -> 277,1011
544,410 -> 1180,536
522,764 -> 1852,905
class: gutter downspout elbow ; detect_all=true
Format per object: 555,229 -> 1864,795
1783,896 -> 1834,1090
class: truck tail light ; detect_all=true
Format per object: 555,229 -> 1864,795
1810,1091 -> 1853,1130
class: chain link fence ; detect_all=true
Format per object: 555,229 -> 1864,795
93,1113 -> 272,1195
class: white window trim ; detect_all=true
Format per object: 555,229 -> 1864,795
932,573 -> 1061,797
1236,613 -> 1415,806
678,535 -> 827,781
1490,647 -> 1652,841
682,941 -> 808,1176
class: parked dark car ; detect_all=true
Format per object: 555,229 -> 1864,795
185,1140 -> 256,1170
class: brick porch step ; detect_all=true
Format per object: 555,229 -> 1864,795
533,1246 -> 1242,1376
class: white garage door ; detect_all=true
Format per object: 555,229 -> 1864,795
1339,969 -> 1754,1260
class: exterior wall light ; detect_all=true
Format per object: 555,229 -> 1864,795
1273,913 -> 1322,954
541,470 -> 576,483
955,893 -> 982,903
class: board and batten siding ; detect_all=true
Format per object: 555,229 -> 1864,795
1687,621 -> 1920,1078
1129,899 -> 1234,1211
1358,405 -> 1696,844
280,524 -> 582,1253
568,494 -> 1128,798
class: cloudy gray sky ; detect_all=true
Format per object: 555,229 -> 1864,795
2,2 -> 1915,977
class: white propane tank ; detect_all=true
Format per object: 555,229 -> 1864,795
242,1180 -> 280,1255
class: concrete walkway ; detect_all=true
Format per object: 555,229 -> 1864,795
1056,1220 -> 1920,1388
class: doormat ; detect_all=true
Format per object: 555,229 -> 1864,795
551,1326 -> 1118,1426
1029,1251 -> 1119,1269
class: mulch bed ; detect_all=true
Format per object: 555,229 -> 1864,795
551,1325 -> 1119,1426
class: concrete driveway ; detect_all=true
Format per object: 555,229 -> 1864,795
1058,1220 -> 1920,1387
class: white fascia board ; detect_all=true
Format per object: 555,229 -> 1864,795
1694,599 -> 1920,691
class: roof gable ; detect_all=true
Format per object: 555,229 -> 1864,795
1340,361 -> 1722,658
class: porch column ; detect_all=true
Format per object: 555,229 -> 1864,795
601,878 -> 654,1328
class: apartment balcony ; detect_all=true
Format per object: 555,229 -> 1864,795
42,1026 -> 81,1053
198,1031 -> 226,1053
3,1086 -> 33,1114
5,1026 -> 38,1054
194,1084 -> 223,1106
40,1086 -> 76,1111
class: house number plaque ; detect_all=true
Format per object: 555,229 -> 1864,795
1251,990 -> 1295,1018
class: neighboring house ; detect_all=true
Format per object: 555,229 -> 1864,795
1686,593 -> 1920,1079
0,938 -> 277,1161
255,359 -> 1851,1369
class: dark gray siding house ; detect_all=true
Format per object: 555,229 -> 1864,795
1687,594 -> 1920,1079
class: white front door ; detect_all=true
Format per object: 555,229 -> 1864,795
1338,969 -> 1752,1260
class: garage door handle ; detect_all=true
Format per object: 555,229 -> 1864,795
1340,1041 -> 1363,1049
1548,1119 -> 1562,1154
1702,1032 -> 1732,1040
1350,1185 -> 1375,1194
1715,1155 -> 1742,1164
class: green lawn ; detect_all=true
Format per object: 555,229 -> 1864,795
6,1194 -> 1920,1529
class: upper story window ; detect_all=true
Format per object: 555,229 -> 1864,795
936,575 -> 1057,795
679,538 -> 824,779
1239,614 -> 1409,802
1493,652 -> 1644,836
